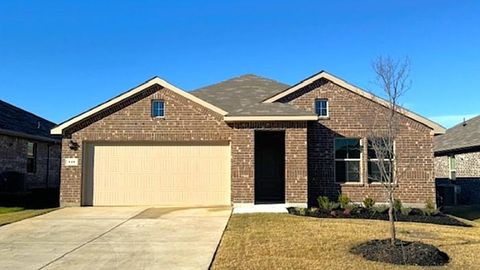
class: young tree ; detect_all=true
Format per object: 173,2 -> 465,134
368,56 -> 410,245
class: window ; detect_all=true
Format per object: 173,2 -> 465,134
26,142 -> 37,173
151,100 -> 165,118
448,155 -> 456,180
367,139 -> 394,183
315,99 -> 328,117
334,138 -> 361,183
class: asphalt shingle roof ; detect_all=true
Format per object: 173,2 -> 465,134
190,74 -> 314,116
0,100 -> 57,140
434,115 -> 480,153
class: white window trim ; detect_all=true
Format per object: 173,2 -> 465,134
26,141 -> 37,174
448,155 -> 456,180
315,98 -> 329,118
367,140 -> 396,185
334,138 -> 363,184
152,100 -> 165,119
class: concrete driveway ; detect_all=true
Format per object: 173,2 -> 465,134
0,206 -> 231,270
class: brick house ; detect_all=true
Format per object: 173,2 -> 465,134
434,115 -> 480,205
0,100 -> 61,191
51,71 -> 445,208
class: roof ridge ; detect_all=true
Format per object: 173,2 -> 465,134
443,114 -> 480,131
0,99 -> 56,125
191,73 -> 289,93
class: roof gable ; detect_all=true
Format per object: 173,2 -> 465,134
263,71 -> 446,134
51,77 -> 228,135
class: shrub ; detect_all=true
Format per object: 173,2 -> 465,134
343,204 -> 357,215
363,197 -> 376,209
338,194 -> 351,209
372,205 -> 389,214
307,207 -> 319,216
317,196 -> 330,210
423,198 -> 439,216
394,199 -> 402,212
423,208 -> 439,216
317,196 -> 339,211
400,207 -> 412,216
425,198 -> 435,211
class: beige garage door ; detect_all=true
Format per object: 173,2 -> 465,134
83,143 -> 231,206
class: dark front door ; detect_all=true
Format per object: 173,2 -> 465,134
255,131 -> 285,204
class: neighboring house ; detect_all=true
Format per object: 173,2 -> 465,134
51,71 -> 445,208
434,115 -> 480,205
0,100 -> 61,191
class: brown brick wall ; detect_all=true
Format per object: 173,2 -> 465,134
59,79 -> 435,207
60,85 -> 233,205
0,134 -> 61,190
435,152 -> 480,178
61,84 -> 310,206
280,78 -> 436,206
229,122 -> 308,204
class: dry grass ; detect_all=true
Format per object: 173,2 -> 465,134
0,208 -> 57,227
212,214 -> 480,270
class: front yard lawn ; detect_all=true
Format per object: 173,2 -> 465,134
0,207 -> 24,214
212,214 -> 480,269
0,207 -> 57,227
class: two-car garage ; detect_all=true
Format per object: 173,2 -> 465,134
82,142 -> 231,206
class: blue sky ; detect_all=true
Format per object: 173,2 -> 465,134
0,1 -> 478,128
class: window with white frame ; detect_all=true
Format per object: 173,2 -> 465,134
26,142 -> 37,173
367,139 -> 394,183
448,155 -> 456,180
151,100 -> 165,118
315,99 -> 328,117
334,138 -> 361,183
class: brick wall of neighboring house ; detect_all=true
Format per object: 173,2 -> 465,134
435,152 -> 480,178
0,134 -> 61,190
279,78 -> 436,207
60,85 -> 310,206
434,156 -> 449,178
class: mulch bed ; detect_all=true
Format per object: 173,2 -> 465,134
287,207 -> 471,227
350,239 -> 449,266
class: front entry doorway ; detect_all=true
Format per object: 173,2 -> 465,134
254,131 -> 285,204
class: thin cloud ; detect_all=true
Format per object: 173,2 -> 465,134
429,114 -> 478,128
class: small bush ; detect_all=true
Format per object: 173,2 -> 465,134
317,196 -> 340,211
394,199 -> 403,212
372,205 -> 389,214
363,197 -> 376,209
328,202 -> 340,211
317,196 -> 331,210
338,194 -> 351,209
343,204 -> 357,215
344,204 -> 357,211
307,207 -> 319,216
425,198 -> 435,211
400,207 -> 412,216
423,198 -> 439,216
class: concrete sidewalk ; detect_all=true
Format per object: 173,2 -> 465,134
0,206 -> 231,270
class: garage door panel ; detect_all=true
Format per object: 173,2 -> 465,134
86,143 -> 230,206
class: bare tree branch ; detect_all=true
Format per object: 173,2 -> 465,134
368,56 -> 411,245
